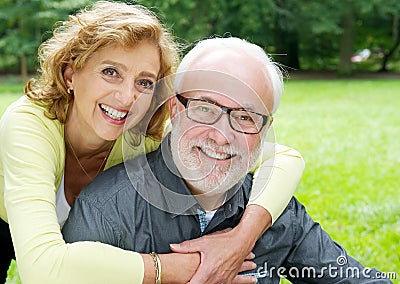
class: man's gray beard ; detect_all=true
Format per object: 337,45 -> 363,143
170,127 -> 262,196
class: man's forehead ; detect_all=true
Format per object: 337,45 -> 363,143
176,47 -> 274,113
175,70 -> 270,113
177,70 -> 251,94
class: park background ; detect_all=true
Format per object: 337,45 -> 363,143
1,0 -> 399,283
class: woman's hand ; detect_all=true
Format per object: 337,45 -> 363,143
142,248 -> 255,284
170,228 -> 256,284
170,205 -> 272,284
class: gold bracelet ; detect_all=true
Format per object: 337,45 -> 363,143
149,252 -> 162,284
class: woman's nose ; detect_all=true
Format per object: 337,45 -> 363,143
115,81 -> 137,106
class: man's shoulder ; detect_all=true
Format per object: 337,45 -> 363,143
254,197 -> 309,254
77,149 -> 160,209
269,197 -> 308,230
78,163 -> 135,207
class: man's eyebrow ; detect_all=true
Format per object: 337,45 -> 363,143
200,95 -> 256,110
101,60 -> 158,79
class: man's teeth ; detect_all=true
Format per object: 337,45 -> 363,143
200,147 -> 233,160
100,104 -> 128,120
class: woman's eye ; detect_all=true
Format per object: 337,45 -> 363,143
137,79 -> 154,91
102,68 -> 119,77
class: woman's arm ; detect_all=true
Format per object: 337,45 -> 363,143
0,105 -> 146,284
170,143 -> 305,283
248,143 -> 305,222
142,253 -> 200,283
142,245 -> 257,284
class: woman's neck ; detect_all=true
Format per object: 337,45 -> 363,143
64,117 -> 113,157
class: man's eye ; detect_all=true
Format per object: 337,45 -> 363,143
102,68 -> 119,77
232,112 -> 256,124
198,106 -> 212,112
238,115 -> 252,121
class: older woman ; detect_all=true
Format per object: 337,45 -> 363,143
0,1 -> 304,283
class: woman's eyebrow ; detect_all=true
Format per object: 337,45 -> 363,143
101,60 -> 127,71
138,71 -> 158,80
101,60 -> 158,79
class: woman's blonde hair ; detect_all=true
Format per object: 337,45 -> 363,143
25,0 -> 179,141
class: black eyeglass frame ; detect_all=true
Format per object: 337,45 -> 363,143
175,93 -> 273,134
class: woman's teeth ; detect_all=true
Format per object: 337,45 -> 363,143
100,104 -> 128,120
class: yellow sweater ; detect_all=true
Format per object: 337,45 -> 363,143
0,96 -> 304,283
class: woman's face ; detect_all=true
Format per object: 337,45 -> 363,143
65,41 -> 161,142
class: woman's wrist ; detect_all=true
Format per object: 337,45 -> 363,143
142,252 -> 200,284
163,253 -> 200,283
234,204 -> 272,248
149,252 -> 162,284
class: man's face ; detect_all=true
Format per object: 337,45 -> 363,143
170,90 -> 265,197
170,50 -> 273,197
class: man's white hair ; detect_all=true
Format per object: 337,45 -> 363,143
175,37 -> 284,114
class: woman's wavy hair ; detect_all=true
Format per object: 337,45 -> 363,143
25,0 -> 179,141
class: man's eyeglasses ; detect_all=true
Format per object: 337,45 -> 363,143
175,94 -> 273,134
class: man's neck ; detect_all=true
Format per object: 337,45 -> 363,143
194,192 -> 227,211
185,182 -> 226,211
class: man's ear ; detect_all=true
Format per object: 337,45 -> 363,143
168,96 -> 178,121
63,65 -> 74,89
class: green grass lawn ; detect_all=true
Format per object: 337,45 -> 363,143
276,79 -> 399,282
1,79 -> 399,283
0,82 -> 24,116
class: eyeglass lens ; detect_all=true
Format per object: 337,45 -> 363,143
187,99 -> 264,134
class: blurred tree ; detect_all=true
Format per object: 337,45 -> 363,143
383,15 -> 400,71
371,0 -> 400,72
139,0 -> 275,47
275,0 -> 400,73
338,0 -> 355,76
348,0 -> 400,72
0,0 -> 398,74
139,0 -> 282,62
141,0 -> 346,71
272,0 -> 300,69
0,0 -> 90,80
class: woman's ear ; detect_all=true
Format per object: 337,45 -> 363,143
63,65 -> 74,89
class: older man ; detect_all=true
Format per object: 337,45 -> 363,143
63,37 -> 391,283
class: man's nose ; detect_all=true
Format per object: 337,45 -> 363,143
207,113 -> 235,145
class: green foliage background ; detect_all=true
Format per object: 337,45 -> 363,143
0,0 -> 400,75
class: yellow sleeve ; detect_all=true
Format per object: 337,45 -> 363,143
144,136 -> 162,153
248,143 -> 305,223
0,102 -> 144,284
